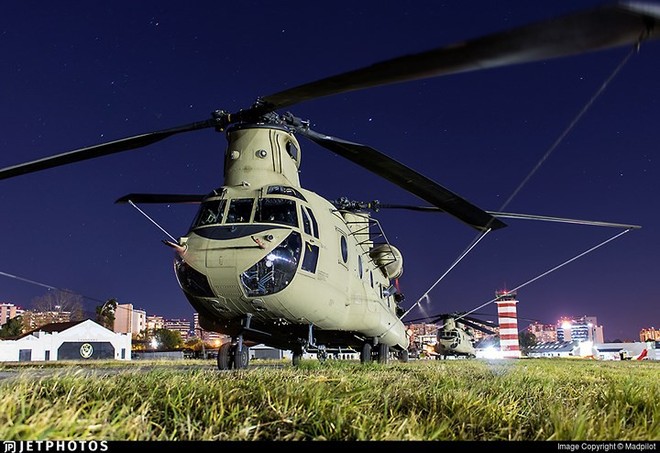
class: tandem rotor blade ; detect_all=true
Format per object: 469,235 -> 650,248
253,2 -> 660,112
457,317 -> 498,335
115,193 -> 206,204
298,127 -> 506,232
374,204 -> 642,229
411,313 -> 454,325
0,119 -> 217,181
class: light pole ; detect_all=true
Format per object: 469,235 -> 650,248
196,327 -> 207,359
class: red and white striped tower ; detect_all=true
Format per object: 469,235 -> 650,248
495,290 -> 521,358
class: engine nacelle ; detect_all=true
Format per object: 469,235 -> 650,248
369,244 -> 403,279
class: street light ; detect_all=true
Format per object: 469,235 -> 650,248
196,327 -> 207,359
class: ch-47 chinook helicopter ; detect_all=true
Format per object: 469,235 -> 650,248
1,2 -> 659,370
406,310 -> 542,359
406,312 -> 498,359
433,314 -> 498,359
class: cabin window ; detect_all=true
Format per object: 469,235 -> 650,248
340,235 -> 348,263
226,198 -> 253,223
301,206 -> 312,235
301,242 -> 319,273
304,208 -> 319,239
267,185 -> 306,202
191,199 -> 226,228
255,198 -> 298,227
286,141 -> 299,162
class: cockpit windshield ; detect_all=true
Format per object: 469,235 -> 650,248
439,331 -> 458,340
190,199 -> 226,229
254,198 -> 298,227
190,196 -> 299,229
226,198 -> 253,223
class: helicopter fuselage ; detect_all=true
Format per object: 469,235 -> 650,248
172,123 -> 409,354
434,318 -> 476,358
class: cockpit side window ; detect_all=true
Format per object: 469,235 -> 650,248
302,206 -> 319,238
226,198 -> 253,223
190,199 -> 226,229
301,205 -> 312,236
255,198 -> 298,227
286,141 -> 299,162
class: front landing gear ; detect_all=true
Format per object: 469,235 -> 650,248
217,343 -> 232,370
217,341 -> 250,370
377,343 -> 389,364
360,343 -> 372,364
360,340 -> 394,364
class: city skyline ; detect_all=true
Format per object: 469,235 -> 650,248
2,298 -> 652,343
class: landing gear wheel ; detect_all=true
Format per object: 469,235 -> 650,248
292,350 -> 303,366
232,344 -> 250,369
360,343 -> 372,364
217,343 -> 232,370
378,343 -> 389,364
398,349 -> 409,363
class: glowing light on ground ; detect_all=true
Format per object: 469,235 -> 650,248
477,346 -> 504,359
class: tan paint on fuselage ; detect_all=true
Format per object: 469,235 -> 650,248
434,318 -> 476,357
175,125 -> 409,350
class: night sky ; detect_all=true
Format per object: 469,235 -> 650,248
2,1 -> 659,342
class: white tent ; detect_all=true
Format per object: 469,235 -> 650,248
0,319 -> 131,362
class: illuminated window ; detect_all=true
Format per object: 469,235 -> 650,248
240,232 -> 302,296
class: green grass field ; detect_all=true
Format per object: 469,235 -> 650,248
0,358 -> 657,441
